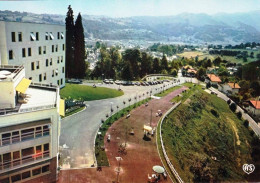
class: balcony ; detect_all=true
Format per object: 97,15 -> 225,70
0,150 -> 50,173
0,125 -> 50,147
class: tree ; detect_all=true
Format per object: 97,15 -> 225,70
65,5 -> 75,78
171,69 -> 178,76
196,67 -> 206,80
250,81 -> 260,97
74,13 -> 86,78
153,58 -> 161,73
229,103 -> 237,112
213,57 -> 221,66
161,55 -> 169,72
140,52 -> 152,77
121,62 -> 133,81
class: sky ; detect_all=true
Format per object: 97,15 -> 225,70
0,0 -> 260,17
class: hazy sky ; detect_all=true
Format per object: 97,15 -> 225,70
0,0 -> 260,17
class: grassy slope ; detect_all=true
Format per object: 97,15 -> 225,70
162,86 -> 255,182
60,83 -> 124,101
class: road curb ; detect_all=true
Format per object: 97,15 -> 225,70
62,106 -> 87,120
157,101 -> 184,183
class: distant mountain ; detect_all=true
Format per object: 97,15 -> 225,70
0,10 -> 260,44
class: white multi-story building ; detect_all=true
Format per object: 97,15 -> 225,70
0,65 -> 64,182
0,21 -> 65,88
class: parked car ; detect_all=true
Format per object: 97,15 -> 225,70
67,79 -> 82,84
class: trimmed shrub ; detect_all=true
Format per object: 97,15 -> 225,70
229,103 -> 237,112
211,109 -> 219,118
227,99 -> 231,105
244,120 -> 249,128
236,111 -> 242,119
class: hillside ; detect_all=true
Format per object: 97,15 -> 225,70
0,10 -> 260,43
162,85 -> 260,182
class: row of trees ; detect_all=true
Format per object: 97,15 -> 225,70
91,48 -> 181,80
65,5 -> 86,79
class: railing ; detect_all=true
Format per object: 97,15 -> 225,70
159,102 -> 184,183
0,104 -> 56,116
0,128 -> 50,146
0,150 -> 50,172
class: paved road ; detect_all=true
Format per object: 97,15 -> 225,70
209,87 -> 260,137
59,74 -> 189,169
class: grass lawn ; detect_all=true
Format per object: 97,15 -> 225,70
177,51 -> 204,58
60,83 -> 124,101
162,86 -> 260,182
155,85 -> 182,97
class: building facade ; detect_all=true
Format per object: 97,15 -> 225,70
0,65 -> 63,183
0,21 -> 65,88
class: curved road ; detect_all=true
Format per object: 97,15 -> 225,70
59,72 -> 197,169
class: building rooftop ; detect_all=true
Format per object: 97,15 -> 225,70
19,85 -> 57,111
207,74 -> 222,83
250,101 -> 260,109
227,83 -> 240,89
0,65 -> 59,115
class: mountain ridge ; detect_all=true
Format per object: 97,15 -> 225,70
0,10 -> 260,44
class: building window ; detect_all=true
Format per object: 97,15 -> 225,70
11,174 -> 21,182
62,67 -> 65,73
61,32 -> 64,39
28,48 -> 31,57
22,171 -> 31,179
9,50 -> 14,60
31,62 -> 35,71
55,69 -> 58,76
42,165 -> 50,173
43,46 -> 46,54
57,32 -> 60,39
63,44 -> 65,51
50,58 -> 53,66
61,56 -> 63,62
46,59 -> 49,67
36,61 -> 40,69
61,78 -> 63,85
30,32 -> 36,41
52,45 -> 54,52
29,77 -> 32,80
56,45 -> 58,52
36,32 -> 39,41
38,46 -> 42,55
22,147 -> 34,163
57,80 -> 60,85
22,48 -> 26,57
32,167 -> 41,176
49,32 -> 54,40
18,32 -> 22,42
57,56 -> 60,64
44,73 -> 46,80
39,74 -> 42,82
52,70 -> 54,77
11,32 -> 16,42
45,32 -> 48,40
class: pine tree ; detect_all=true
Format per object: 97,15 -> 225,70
65,5 -> 75,78
74,13 -> 86,78
161,55 -> 169,72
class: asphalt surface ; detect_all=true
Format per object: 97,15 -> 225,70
59,72 -> 194,169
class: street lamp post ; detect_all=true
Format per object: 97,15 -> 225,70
110,102 -> 113,117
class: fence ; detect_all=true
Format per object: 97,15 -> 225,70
159,101 -> 184,183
